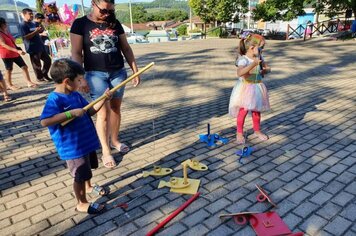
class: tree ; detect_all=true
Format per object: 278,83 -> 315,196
132,5 -> 148,23
253,0 -> 307,22
189,0 -> 248,23
253,0 -> 356,22
315,0 -> 356,20
36,0 -> 44,13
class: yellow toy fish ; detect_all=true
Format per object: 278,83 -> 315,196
142,166 -> 173,178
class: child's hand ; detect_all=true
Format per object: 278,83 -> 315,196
103,88 -> 113,101
253,58 -> 262,66
70,108 -> 86,118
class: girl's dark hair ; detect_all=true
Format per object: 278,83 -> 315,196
50,58 -> 85,83
238,34 -> 265,55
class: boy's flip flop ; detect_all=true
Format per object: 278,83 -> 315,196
89,185 -> 110,196
75,202 -> 105,214
110,143 -> 130,153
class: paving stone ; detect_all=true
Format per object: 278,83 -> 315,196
287,189 -> 312,205
322,180 -> 345,195
182,209 -> 210,227
156,222 -> 187,236
180,224 -> 210,236
205,198 -> 231,214
324,216 -> 352,236
309,191 -> 333,205
316,202 -> 342,220
300,215 -> 328,235
335,171 -> 355,184
344,181 -> 356,195
283,213 -> 303,230
340,204 -> 356,222
282,179 -> 304,193
106,222 -> 138,236
331,191 -> 354,207
317,171 -> 337,183
134,209 -> 164,227
206,224 -> 235,236
303,180 -> 325,193
293,201 -> 319,218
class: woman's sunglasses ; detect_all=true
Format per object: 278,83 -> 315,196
93,1 -> 115,15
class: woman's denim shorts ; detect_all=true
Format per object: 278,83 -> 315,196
85,68 -> 127,100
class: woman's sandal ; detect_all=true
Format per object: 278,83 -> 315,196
110,143 -> 130,153
102,155 -> 117,168
88,185 -> 110,196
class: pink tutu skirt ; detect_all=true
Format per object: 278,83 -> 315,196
229,78 -> 270,117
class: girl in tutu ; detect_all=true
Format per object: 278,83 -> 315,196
229,33 -> 271,144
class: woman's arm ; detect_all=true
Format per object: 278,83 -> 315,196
70,33 -> 84,65
118,34 -> 140,87
0,36 -> 23,54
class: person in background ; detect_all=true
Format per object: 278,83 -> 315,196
20,8 -> 52,82
0,17 -> 37,89
0,70 -> 11,101
34,13 -> 51,56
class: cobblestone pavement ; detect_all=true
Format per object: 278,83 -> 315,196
0,38 -> 355,236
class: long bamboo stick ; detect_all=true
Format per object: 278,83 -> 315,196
61,62 -> 155,126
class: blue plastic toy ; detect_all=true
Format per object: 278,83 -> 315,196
199,123 -> 229,147
236,146 -> 255,164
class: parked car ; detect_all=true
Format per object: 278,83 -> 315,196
126,33 -> 148,44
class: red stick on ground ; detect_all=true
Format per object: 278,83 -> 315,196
146,192 -> 200,236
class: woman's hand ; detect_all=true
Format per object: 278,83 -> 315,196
18,50 -> 26,55
132,76 -> 141,87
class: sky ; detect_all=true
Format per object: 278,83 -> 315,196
19,0 -> 154,8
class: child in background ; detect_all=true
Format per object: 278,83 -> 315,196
0,70 -> 11,101
229,33 -> 271,144
40,58 -> 112,214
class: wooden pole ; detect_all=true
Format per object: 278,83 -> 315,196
61,62 -> 155,126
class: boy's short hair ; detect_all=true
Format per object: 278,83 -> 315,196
50,58 -> 85,83
22,8 -> 33,14
35,13 -> 45,19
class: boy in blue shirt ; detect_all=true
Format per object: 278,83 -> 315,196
40,58 -> 112,214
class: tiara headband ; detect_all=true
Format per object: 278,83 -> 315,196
241,31 -> 251,39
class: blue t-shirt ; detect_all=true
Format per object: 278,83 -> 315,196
19,21 -> 45,54
40,91 -> 100,160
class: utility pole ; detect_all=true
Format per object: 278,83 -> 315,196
129,0 -> 134,33
13,0 -> 21,24
81,0 -> 85,16
247,0 -> 251,29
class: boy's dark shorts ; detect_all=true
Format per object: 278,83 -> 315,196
2,56 -> 26,70
66,151 -> 99,183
